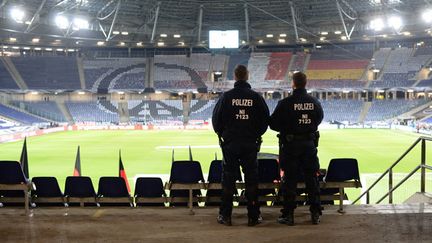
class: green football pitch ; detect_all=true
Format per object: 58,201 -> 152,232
1,129 -> 431,203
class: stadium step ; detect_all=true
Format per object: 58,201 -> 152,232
404,192 -> 432,204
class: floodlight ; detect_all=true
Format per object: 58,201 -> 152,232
370,18 -> 384,31
10,8 -> 25,22
422,9 -> 432,23
73,18 -> 89,30
388,16 -> 402,30
55,15 -> 69,29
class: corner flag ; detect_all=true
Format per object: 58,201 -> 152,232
73,146 -> 81,176
119,150 -> 131,193
20,137 -> 29,178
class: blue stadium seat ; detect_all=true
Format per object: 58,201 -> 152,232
204,160 -> 241,206
0,161 -> 32,212
168,160 -> 204,206
64,176 -> 98,207
97,177 -> 133,207
324,158 -> 360,182
134,177 -> 166,206
31,177 -> 66,206
258,159 -> 280,197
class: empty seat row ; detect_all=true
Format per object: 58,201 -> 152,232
0,159 -> 361,211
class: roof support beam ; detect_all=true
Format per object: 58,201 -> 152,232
336,0 -> 350,39
25,0 -> 47,33
0,0 -> 8,10
289,1 -> 299,42
106,0 -> 121,41
244,3 -> 250,43
150,2 -> 161,43
197,5 -> 203,44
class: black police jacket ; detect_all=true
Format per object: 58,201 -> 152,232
212,81 -> 270,142
269,88 -> 323,136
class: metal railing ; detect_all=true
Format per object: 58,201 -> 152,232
352,136 -> 432,205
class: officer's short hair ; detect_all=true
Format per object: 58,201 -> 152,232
292,72 -> 307,88
234,65 -> 248,81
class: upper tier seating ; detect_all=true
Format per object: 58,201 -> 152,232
226,53 -> 250,80
189,100 -> 217,120
265,52 -> 292,81
0,60 -> 19,89
291,52 -> 306,71
12,56 -> 80,90
248,53 -> 270,83
128,100 -> 183,122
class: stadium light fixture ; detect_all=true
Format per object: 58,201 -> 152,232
178,42 -> 185,46
77,91 -> 85,95
279,33 -> 287,37
402,31 -> 411,36
113,31 -> 120,35
137,42 -> 143,47
23,47 -> 31,50
299,38 -> 307,42
241,40 -> 246,44
388,16 -> 403,31
422,9 -> 432,23
67,49 -> 75,52
155,90 -> 162,94
192,90 -> 199,94
160,34 -> 167,37
320,37 -> 326,41
73,17 -> 89,30
266,34 -> 274,38
157,42 -> 165,46
258,40 -> 263,44
341,36 -> 347,40
119,42 -> 125,46
9,37 -> 17,42
32,38 -> 40,43
97,41 -> 105,46
267,90 -> 274,94
173,34 -> 181,38
56,48 -> 64,51
278,39 -> 286,43
117,91 -> 125,95
12,46 -> 19,49
55,15 -> 69,29
321,31 -> 328,35
2,46 -> 8,49
30,91 -> 39,95
316,45 -> 322,49
25,21 -> 31,25
10,8 -> 25,23
45,48 -> 52,51
334,30 -> 342,34
121,31 -> 129,35
370,18 -> 385,31
34,47 -> 41,51
372,68 -> 380,73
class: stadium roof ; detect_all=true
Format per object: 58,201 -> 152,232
0,0 -> 431,48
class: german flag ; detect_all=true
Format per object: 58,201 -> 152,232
119,150 -> 131,193
73,146 -> 81,176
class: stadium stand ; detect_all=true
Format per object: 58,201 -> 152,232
248,53 -> 270,83
10,101 -> 66,122
308,80 -> 366,89
371,48 -> 391,70
189,99 -> 217,120
83,58 -> 146,90
0,60 -> 19,89
66,101 -> 119,123
129,100 -> 183,122
320,100 -> 363,123
11,56 -> 81,90
265,52 -> 292,81
365,99 -> 428,121
291,52 -> 307,71
226,53 -> 250,80
306,50 -> 371,80
0,103 -> 48,124
370,73 -> 415,88
190,53 -> 212,81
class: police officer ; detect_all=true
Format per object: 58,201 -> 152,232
269,71 -> 323,225
212,64 -> 270,227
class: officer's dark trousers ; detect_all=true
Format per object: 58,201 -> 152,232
220,141 -> 260,220
280,140 -> 321,214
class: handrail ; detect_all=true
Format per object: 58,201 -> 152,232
352,136 -> 432,205
375,164 -> 432,204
